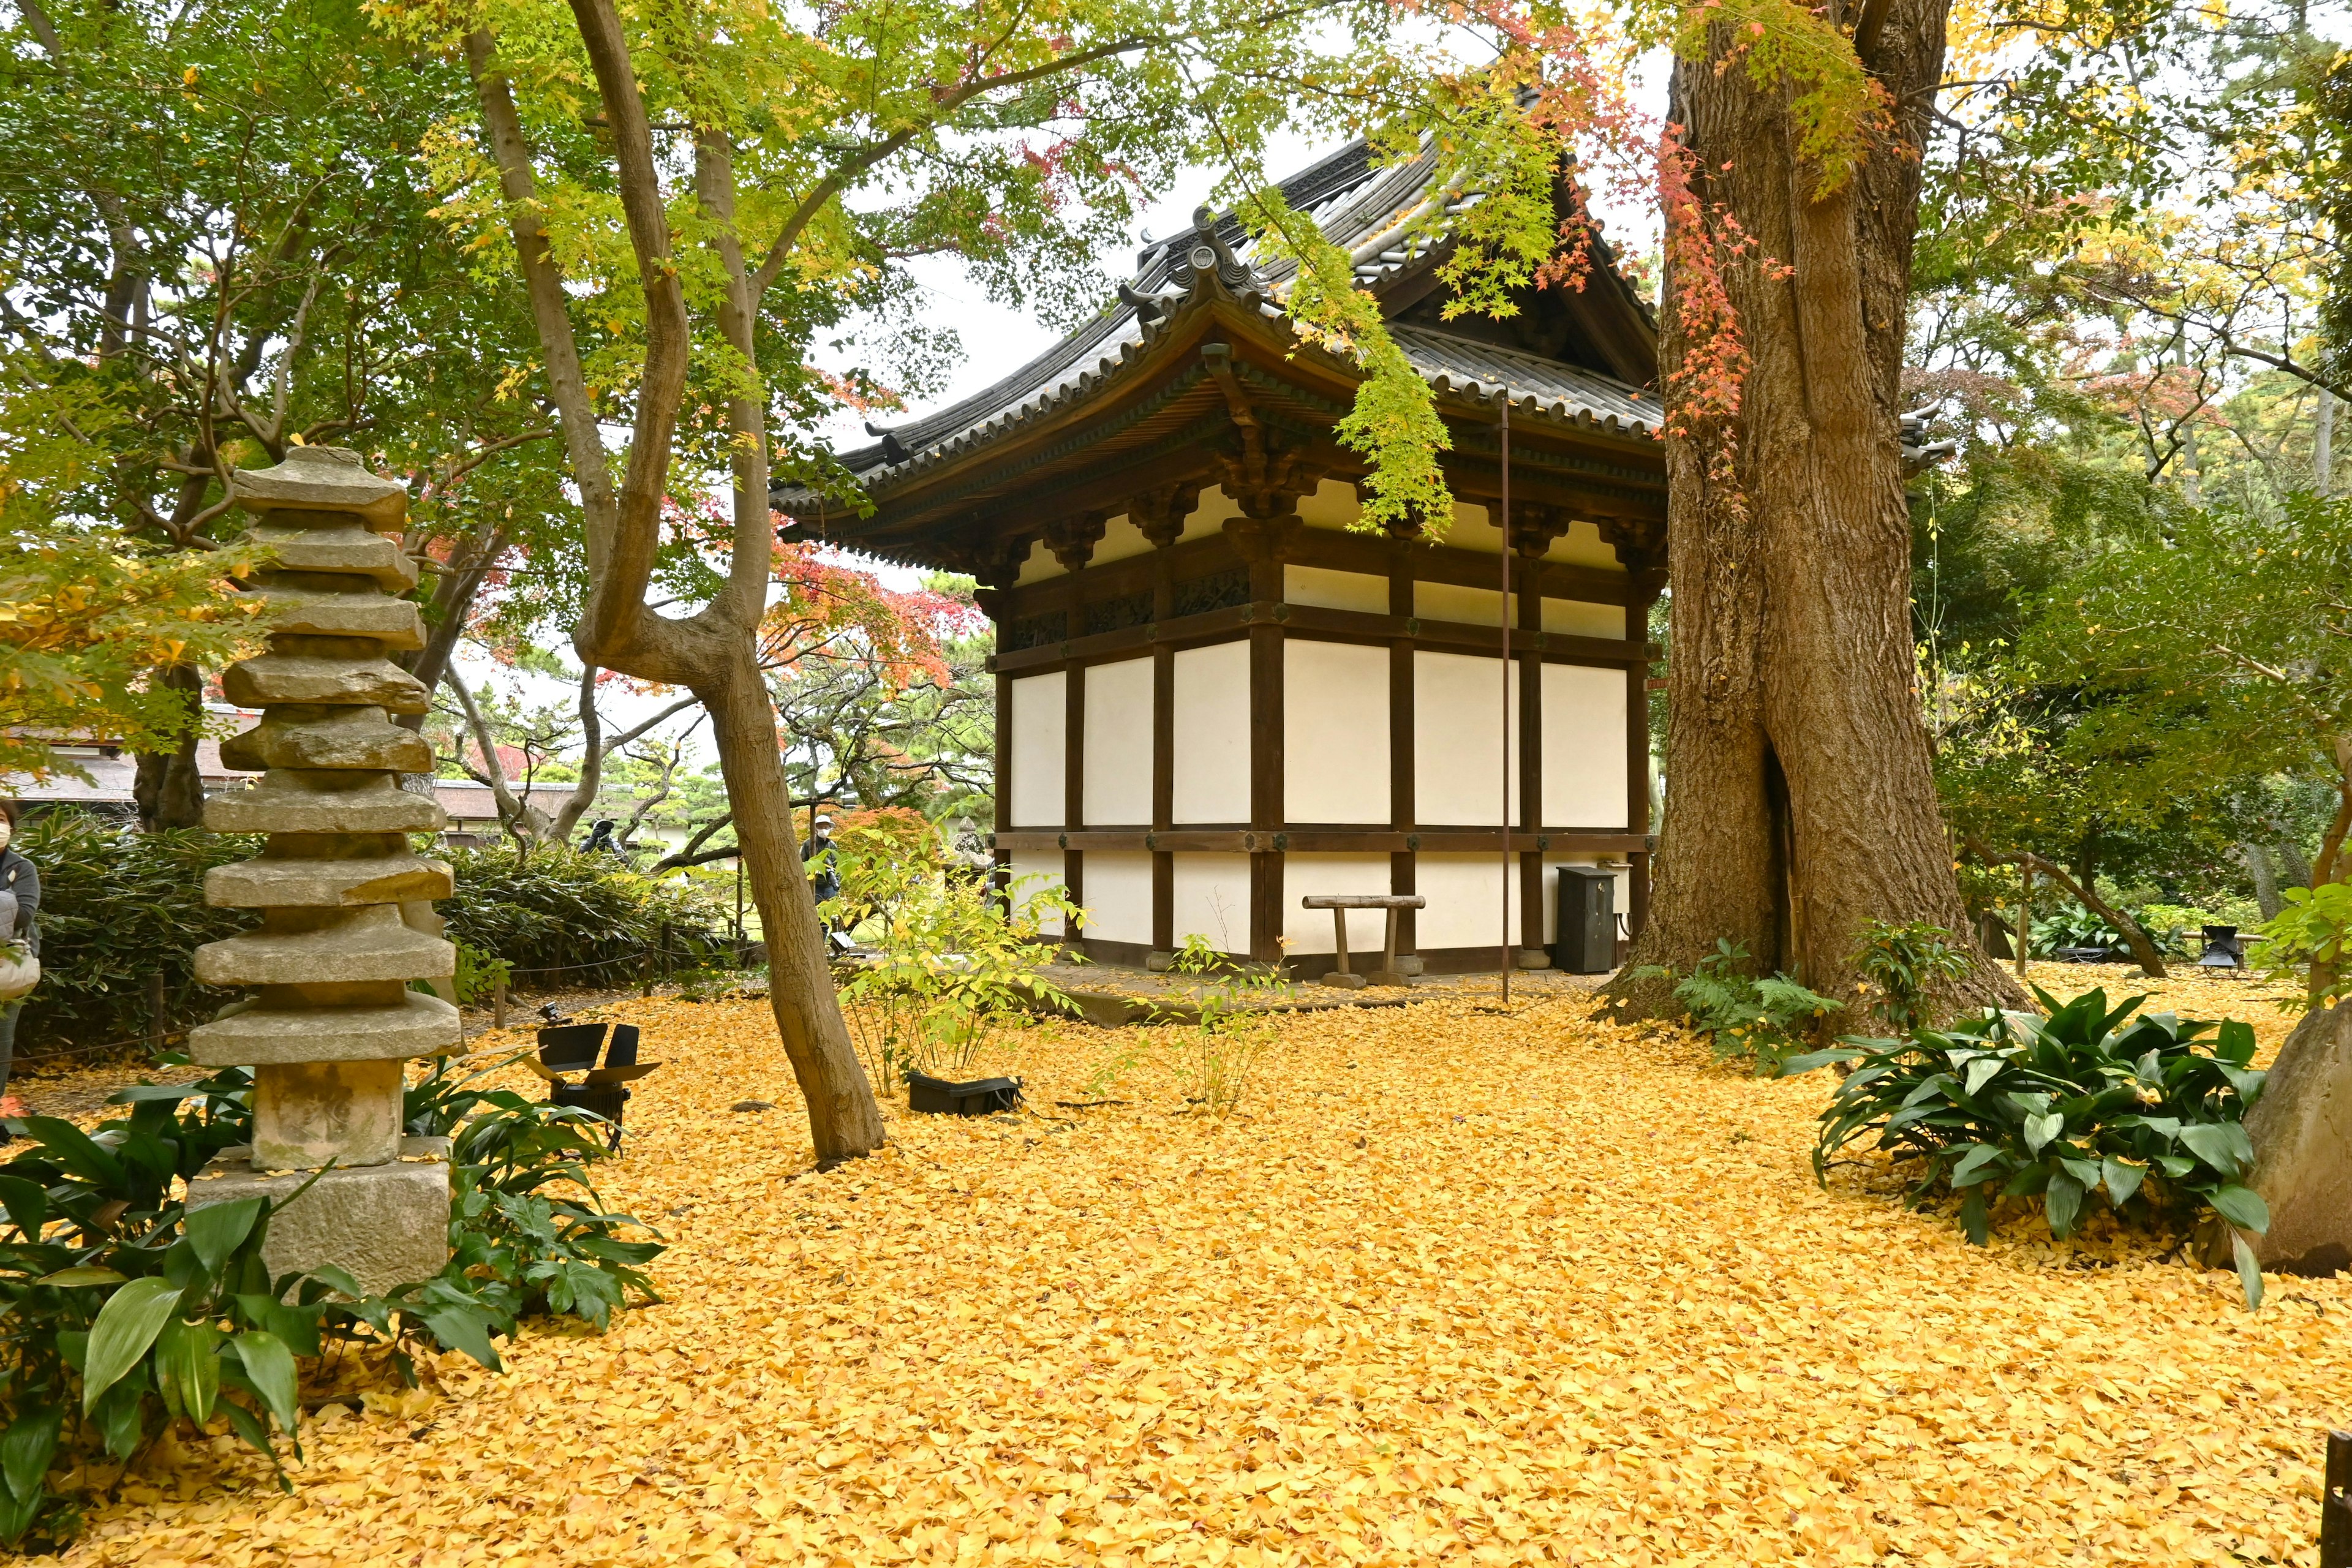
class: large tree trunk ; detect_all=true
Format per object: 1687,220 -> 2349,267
1613,0 -> 2024,1022
133,663 -> 207,831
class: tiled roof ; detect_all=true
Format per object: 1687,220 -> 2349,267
794,135 -> 1658,501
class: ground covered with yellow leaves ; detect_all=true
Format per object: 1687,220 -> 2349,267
58,963 -> 2350,1567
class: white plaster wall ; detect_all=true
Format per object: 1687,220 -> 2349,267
1416,581 -> 1515,628
1008,671 -> 1066,827
1082,657 -> 1153,826
1546,519 -> 1623,571
1414,652 -> 1518,825
1295,478 -> 1362,530
1283,565 -> 1388,614
1091,514 -> 1153,567
1171,640 -> 1251,823
1281,854 -> 1396,956
1283,639 -> 1390,824
1542,599 -> 1626,639
1080,851 -> 1153,946
1541,664 -> 1630,827
1171,854 -> 1253,952
1415,853 -> 1521,951
1431,501 -> 1499,552
1180,489 -> 1244,544
1006,850 -> 1066,927
1014,537 -> 1059,586
1537,856 -> 1629,943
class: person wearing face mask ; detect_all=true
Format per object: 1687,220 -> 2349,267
0,802 -> 39,1120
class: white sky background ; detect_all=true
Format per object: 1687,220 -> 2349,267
454,33 -> 1673,783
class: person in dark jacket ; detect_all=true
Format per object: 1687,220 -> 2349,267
0,801 -> 40,1117
802,814 -> 840,922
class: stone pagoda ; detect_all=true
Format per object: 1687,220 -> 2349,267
183,446 -> 456,1295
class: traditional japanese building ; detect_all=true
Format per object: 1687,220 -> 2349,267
774,139 -> 1667,972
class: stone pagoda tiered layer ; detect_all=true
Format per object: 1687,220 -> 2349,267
183,446 -> 456,1294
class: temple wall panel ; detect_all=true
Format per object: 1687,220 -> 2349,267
1282,639 -> 1390,824
1282,565 -> 1389,614
1006,850 -> 1066,917
1008,671 -> 1066,827
1540,664 -> 1630,826
1414,853 -> 1525,951
1414,652 -> 1518,826
1170,641 -> 1251,824
1170,853 -> 1254,952
1280,854 -> 1396,954
1081,657 -> 1153,826
1415,581 -> 1512,628
1079,851 -> 1153,946
1542,600 -> 1627,639
1090,514 -> 1154,568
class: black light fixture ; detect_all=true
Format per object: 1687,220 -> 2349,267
2195,925 -> 2245,971
524,1020 -> 662,1150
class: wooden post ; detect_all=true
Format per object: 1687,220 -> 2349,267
2016,864 -> 2032,979
146,971 -> 166,1052
1390,528 -> 1417,961
492,977 -> 509,1031
1228,512 -> 1289,966
1498,398 -> 1512,1003
1065,653 -> 1086,950
2321,1430 -> 2352,1567
1516,526 -> 1545,965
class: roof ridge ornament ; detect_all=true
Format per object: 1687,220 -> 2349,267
1161,203 -> 1268,303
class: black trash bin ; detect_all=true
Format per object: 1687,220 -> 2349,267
1554,867 -> 1618,975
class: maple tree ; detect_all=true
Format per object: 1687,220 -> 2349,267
374,0 -> 1414,1159
0,0 -> 564,821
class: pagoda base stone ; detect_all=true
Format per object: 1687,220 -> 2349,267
251,1060 -> 405,1169
186,1137 -> 450,1297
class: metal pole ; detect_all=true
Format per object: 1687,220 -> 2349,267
1500,394 -> 1512,1006
2015,863 -> 2031,979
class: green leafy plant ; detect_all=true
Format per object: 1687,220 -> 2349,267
1635,940 -> 1836,1077
0,1050 -> 661,1545
1155,933 -> 1285,1117
2028,909 -> 2130,959
436,843 -> 726,990
1852,920 -> 1973,1034
11,814 -> 257,1052
1787,987 -> 2271,1306
2252,881 -> 2352,1009
828,826 -> 1081,1091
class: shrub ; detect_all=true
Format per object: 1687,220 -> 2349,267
0,1051 -> 660,1545
439,843 -> 726,990
1634,939 -> 1836,1077
1851,919 -> 1973,1034
12,813 -> 255,1053
827,824 -> 1079,1091
2251,881 -> 2352,1008
1787,986 -> 2271,1305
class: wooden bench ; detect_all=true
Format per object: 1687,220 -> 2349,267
1299,894 -> 1424,989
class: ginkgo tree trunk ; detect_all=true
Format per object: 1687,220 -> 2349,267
401,0 -> 1394,1160
1613,0 -> 2024,1016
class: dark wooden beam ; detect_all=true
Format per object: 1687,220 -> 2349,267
1517,541 -> 1546,959
1390,534 -> 1417,957
1150,534 -> 1175,957
1230,513 -> 1290,963
989,601 -> 1659,677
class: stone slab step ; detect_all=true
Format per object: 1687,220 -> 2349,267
219,708 -> 434,774
206,853 -> 452,909
221,652 -> 429,713
195,911 -> 454,988
235,586 -> 423,650
189,990 -> 460,1065
249,523 -> 420,592
231,446 -> 408,533
206,778 -> 447,834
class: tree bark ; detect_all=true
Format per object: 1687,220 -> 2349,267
1612,0 -> 2025,1022
467,13 -> 885,1162
1962,834 -> 2166,979
132,663 -> 207,832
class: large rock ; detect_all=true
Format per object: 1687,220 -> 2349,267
2226,1002 -> 2352,1275
251,1059 -> 404,1169
186,1139 -> 451,1297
